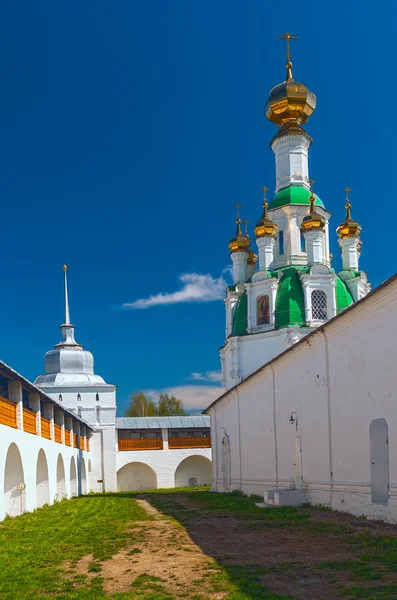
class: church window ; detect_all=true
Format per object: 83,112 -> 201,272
300,233 -> 306,252
96,393 -> 99,402
279,231 -> 284,255
77,393 -> 81,402
311,290 -> 327,320
257,295 -> 270,325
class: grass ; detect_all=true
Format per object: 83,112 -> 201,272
2,488 -> 397,599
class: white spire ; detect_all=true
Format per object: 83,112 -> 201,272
63,265 -> 71,325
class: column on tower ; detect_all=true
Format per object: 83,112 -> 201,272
300,191 -> 326,266
229,214 -> 250,284
253,187 -> 278,272
337,192 -> 362,271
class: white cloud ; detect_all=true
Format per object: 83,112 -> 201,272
122,272 -> 226,309
190,370 -> 223,383
145,385 -> 222,412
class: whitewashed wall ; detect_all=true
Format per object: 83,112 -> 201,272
209,275 -> 397,522
0,424 -> 91,521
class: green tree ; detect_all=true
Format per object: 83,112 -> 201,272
124,392 -> 158,417
157,393 -> 187,416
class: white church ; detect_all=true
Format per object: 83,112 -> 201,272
206,35 -> 397,522
0,266 -> 211,521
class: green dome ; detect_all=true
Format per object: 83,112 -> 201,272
269,186 -> 324,210
230,268 -> 354,335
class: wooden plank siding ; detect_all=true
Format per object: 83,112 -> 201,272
168,436 -> 211,449
41,417 -> 52,440
0,397 -> 17,428
118,438 -> 163,451
54,423 -> 62,444
23,408 -> 37,435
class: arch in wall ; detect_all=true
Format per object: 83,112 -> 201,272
36,449 -> 50,508
56,454 -> 66,499
81,459 -> 87,495
70,457 -> 78,497
117,462 -> 157,491
174,455 -> 212,488
4,443 -> 25,517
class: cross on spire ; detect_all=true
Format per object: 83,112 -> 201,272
278,31 -> 298,62
261,185 -> 268,206
343,186 -> 352,202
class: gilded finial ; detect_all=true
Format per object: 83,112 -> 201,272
343,186 -> 352,219
278,31 -> 298,81
63,264 -> 68,271
337,187 -> 361,239
254,185 -> 278,239
229,203 -> 251,252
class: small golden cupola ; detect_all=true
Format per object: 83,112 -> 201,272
265,32 -> 316,131
229,204 -> 251,254
301,185 -> 326,233
254,186 -> 278,239
337,187 -> 362,239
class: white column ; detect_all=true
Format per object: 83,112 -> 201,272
29,392 -> 41,436
8,380 -> 23,430
231,251 -> 249,284
271,133 -> 311,193
304,230 -> 324,266
257,236 -> 275,270
162,427 -> 169,450
339,237 -> 360,271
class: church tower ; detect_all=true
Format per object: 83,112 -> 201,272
35,266 -> 117,492
221,33 -> 371,391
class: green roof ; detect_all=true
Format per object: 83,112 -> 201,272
232,292 -> 247,336
275,267 -> 306,328
269,186 -> 324,210
230,267 -> 355,336
335,276 -> 354,313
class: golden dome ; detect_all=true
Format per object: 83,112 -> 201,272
229,219 -> 251,253
265,61 -> 316,127
254,186 -> 278,238
337,202 -> 361,239
301,192 -> 326,232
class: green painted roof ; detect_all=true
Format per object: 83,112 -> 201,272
269,186 -> 324,210
335,276 -> 354,313
232,292 -> 247,336
275,267 -> 307,328
230,267 -> 355,336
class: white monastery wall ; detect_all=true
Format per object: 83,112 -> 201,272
116,447 -> 212,490
209,276 -> 397,522
0,423 -> 91,521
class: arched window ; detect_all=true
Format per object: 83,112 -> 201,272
311,290 -> 327,320
300,233 -> 306,252
257,295 -> 270,325
279,231 -> 284,255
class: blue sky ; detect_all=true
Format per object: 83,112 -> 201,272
0,0 -> 393,414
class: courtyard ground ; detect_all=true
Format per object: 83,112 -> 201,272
1,489 -> 397,599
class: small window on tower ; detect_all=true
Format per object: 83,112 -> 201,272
279,231 -> 284,255
257,295 -> 270,325
311,289 -> 327,321
300,233 -> 306,252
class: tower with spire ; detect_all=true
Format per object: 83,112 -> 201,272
35,266 -> 117,491
221,33 -> 371,391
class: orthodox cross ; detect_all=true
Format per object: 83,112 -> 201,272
343,186 -> 352,202
278,32 -> 298,62
308,179 -> 316,193
234,203 -> 241,221
243,220 -> 250,236
261,185 -> 268,205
